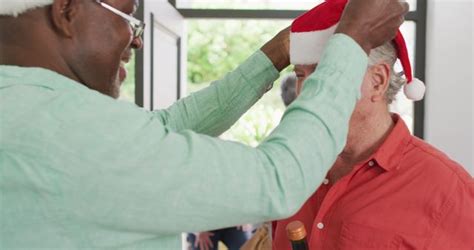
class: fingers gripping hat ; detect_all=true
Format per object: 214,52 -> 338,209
0,0 -> 53,17
290,0 -> 426,101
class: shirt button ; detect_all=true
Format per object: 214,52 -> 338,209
368,160 -> 375,167
317,222 -> 324,230
323,178 -> 329,185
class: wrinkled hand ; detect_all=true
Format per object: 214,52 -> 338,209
194,232 -> 215,250
260,26 -> 291,72
336,0 -> 410,54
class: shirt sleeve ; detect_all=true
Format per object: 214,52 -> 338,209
38,34 -> 367,235
152,51 -> 279,136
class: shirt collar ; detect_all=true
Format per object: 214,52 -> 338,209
371,114 -> 413,172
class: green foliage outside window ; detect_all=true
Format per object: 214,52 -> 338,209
187,19 -> 288,85
187,19 -> 293,145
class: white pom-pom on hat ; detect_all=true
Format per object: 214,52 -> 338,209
0,0 -> 53,17
404,78 -> 426,101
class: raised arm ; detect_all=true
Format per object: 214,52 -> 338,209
55,34 -> 365,235
153,29 -> 289,136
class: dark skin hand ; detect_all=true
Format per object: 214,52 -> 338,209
336,0 -> 410,54
261,0 -> 409,71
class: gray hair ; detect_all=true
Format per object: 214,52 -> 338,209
280,72 -> 297,107
368,42 -> 407,104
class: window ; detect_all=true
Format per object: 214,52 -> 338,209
186,19 -> 291,145
171,0 -> 427,138
132,0 -> 427,138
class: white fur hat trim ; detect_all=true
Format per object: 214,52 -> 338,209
0,0 -> 53,17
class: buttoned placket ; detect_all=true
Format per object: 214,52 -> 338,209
308,160 -> 376,248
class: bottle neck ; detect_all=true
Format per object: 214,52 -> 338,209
290,237 -> 309,250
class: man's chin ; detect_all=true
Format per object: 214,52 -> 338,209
110,77 -> 122,99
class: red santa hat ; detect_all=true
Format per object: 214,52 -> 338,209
290,0 -> 426,101
0,0 -> 53,17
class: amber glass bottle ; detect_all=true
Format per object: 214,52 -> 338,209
286,220 -> 309,250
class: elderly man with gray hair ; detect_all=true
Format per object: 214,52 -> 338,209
273,1 -> 474,249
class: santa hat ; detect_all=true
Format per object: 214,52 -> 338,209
290,0 -> 426,101
0,0 -> 53,17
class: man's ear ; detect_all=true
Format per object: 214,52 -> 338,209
51,0 -> 79,37
368,63 -> 390,102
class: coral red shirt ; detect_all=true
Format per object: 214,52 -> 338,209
273,115 -> 474,250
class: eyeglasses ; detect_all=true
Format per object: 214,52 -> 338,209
94,0 -> 145,38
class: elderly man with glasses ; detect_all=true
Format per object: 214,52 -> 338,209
0,0 -> 409,249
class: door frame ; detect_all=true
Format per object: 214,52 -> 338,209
135,0 -> 183,110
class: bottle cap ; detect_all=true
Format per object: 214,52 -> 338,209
286,220 -> 307,241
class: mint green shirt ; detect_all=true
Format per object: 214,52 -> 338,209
0,34 -> 367,249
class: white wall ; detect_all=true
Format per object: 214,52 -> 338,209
425,0 -> 473,175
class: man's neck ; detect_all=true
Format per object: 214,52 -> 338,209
329,110 -> 395,183
0,15 -> 79,84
